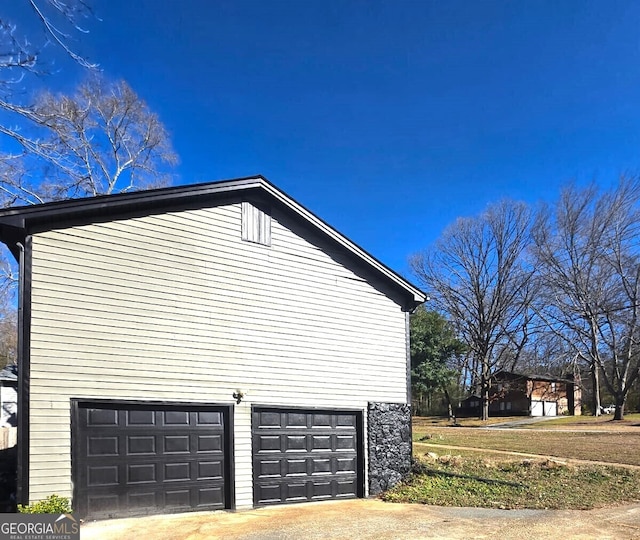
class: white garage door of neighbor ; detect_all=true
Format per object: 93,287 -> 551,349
531,400 -> 557,417
544,401 -> 557,416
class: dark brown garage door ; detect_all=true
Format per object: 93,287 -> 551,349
252,407 -> 363,505
72,401 -> 232,520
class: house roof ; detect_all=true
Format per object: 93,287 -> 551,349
0,363 -> 17,382
0,175 -> 427,310
494,370 -> 574,383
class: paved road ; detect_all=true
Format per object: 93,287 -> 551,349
81,499 -> 640,540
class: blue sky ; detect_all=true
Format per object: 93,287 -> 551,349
9,0 -> 640,278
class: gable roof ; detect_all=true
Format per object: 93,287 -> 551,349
494,371 -> 574,383
0,175 -> 426,311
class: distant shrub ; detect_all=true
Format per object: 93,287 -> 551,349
18,494 -> 72,514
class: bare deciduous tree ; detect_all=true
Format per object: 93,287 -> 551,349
532,179 -> 640,420
0,1 -> 98,363
1,3 -> 175,206
0,0 -> 95,84
0,2 -> 177,326
411,200 -> 535,420
0,76 -> 178,301
0,77 -> 178,205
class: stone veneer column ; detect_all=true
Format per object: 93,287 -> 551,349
367,402 -> 411,495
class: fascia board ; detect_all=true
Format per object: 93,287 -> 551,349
0,175 -> 426,305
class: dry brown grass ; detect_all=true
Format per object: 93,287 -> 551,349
412,415 -> 640,466
400,414 -> 640,510
413,415 -> 523,428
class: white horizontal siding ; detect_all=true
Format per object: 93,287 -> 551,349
27,203 -> 408,506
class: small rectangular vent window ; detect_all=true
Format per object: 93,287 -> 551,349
242,201 -> 271,246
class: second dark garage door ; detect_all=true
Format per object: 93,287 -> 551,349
72,401 -> 233,520
252,407 -> 363,505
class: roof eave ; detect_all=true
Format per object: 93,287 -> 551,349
0,175 -> 427,307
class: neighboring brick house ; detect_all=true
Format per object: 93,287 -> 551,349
457,371 -> 582,417
491,371 -> 581,416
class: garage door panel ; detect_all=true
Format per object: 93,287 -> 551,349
198,486 -> 224,506
257,434 -> 281,452
336,434 -> 356,449
286,459 -> 306,476
258,460 -> 282,477
311,414 -> 332,427
197,434 -> 223,452
287,413 -> 308,427
128,463 -> 156,483
336,479 -> 358,495
88,408 -> 118,426
285,482 -> 307,502
74,402 -> 231,520
164,434 -> 190,453
252,407 -> 363,506
311,481 -> 332,498
88,494 -> 119,516
311,458 -> 331,474
337,457 -> 357,473
127,435 -> 155,455
87,465 -> 119,487
164,411 -> 189,425
256,411 -> 282,428
127,491 -> 157,509
285,435 -> 306,450
197,460 -> 223,480
88,436 -> 119,456
165,489 -> 190,508
311,435 -> 332,450
164,462 -> 191,481
531,400 -> 544,416
197,411 -> 223,426
255,483 -> 281,504
336,414 -> 357,427
127,410 -> 155,425
544,401 -> 557,416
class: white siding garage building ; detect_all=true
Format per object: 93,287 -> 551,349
0,176 -> 425,520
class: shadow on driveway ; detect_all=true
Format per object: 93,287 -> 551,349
81,498 -> 640,540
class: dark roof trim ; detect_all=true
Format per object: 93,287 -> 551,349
0,175 -> 427,308
494,371 -> 575,383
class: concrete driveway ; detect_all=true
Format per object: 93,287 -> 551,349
81,499 -> 640,540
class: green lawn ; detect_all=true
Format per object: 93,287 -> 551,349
383,456 -> 640,510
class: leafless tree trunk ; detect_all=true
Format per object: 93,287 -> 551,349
443,387 -> 455,422
411,200 -> 535,420
591,364 -> 601,417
